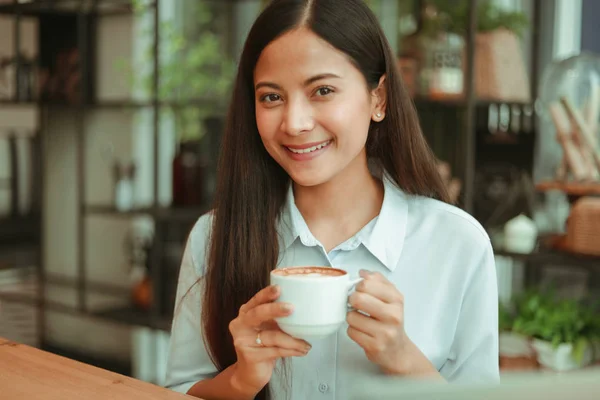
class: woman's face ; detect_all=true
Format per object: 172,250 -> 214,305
254,28 -> 385,187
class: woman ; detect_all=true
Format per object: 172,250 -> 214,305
165,0 -> 499,399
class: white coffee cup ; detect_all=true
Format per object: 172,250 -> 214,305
270,266 -> 362,340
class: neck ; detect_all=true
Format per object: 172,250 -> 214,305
293,153 -> 384,249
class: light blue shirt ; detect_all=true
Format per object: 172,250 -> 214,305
165,176 -> 499,398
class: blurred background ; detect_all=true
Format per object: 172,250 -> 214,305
0,0 -> 599,385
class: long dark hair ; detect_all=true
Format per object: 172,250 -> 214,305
202,0 -> 449,398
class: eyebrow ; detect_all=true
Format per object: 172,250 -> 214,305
254,73 -> 341,91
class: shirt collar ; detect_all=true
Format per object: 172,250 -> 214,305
277,182 -> 314,250
361,174 -> 407,271
276,174 -> 408,272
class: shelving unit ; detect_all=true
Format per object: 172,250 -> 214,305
411,0 -> 542,215
495,248 -> 600,271
0,2 -> 238,366
0,0 -> 547,329
0,0 -> 189,351
0,0 -> 145,16
408,2 -> 600,290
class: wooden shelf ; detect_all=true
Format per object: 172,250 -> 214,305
93,306 -> 171,332
0,284 -> 172,331
0,244 -> 39,269
0,0 -> 150,16
494,247 -> 600,269
0,99 -> 37,106
0,99 -> 223,110
0,271 -> 169,332
0,215 -> 41,244
84,205 -> 209,222
413,96 -> 533,109
536,180 -> 600,196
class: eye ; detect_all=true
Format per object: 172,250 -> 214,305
315,86 -> 334,97
260,93 -> 282,103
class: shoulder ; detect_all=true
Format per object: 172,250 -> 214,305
187,211 -> 214,276
189,211 -> 214,243
405,194 -> 490,247
398,192 -> 494,278
401,194 -> 496,296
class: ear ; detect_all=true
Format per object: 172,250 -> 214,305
370,75 -> 387,122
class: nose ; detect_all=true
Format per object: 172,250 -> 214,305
280,96 -> 314,136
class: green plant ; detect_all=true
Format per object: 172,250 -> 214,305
422,0 -> 529,37
509,289 -> 600,363
119,0 -> 235,141
498,302 -> 515,332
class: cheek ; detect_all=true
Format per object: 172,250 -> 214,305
255,109 -> 280,143
321,98 -> 372,142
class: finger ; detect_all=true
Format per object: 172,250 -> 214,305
346,310 -> 378,336
259,347 -> 309,360
360,270 -> 394,286
239,285 -> 280,315
347,326 -> 377,351
256,330 -> 312,353
243,302 -> 294,328
348,291 -> 403,324
356,279 -> 403,304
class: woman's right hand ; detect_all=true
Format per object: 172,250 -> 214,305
229,284 -> 312,397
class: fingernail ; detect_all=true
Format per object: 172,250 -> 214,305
271,285 -> 280,294
303,342 -> 312,351
281,303 -> 294,312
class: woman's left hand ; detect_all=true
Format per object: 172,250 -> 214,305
347,270 -> 441,378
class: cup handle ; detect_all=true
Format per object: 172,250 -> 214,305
346,278 -> 363,312
347,278 -> 363,291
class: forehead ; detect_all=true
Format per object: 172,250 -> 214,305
254,27 -> 356,83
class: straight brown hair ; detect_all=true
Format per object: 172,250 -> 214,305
202,0 -> 450,398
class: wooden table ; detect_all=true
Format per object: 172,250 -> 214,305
0,337 -> 195,399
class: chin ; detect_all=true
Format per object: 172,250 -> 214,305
287,170 -> 332,187
289,173 -> 327,187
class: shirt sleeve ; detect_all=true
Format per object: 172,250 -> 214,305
164,214 -> 219,394
439,242 -> 500,383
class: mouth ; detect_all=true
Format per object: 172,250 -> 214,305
284,140 -> 332,154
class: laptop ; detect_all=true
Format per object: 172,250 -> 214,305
349,367 -> 600,399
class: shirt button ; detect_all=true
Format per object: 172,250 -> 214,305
318,383 -> 329,393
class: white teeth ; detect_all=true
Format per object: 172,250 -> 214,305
287,140 -> 331,154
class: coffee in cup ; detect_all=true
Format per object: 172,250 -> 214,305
270,266 -> 362,340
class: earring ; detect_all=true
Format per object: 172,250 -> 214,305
376,113 -> 382,118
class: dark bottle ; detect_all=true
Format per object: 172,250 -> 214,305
172,140 -> 205,207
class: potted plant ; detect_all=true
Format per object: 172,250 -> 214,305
589,307 -> 600,363
498,295 -> 538,371
401,0 -> 530,102
512,291 -> 598,371
119,1 -> 235,205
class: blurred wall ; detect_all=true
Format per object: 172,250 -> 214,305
581,0 -> 600,54
43,14 -> 135,362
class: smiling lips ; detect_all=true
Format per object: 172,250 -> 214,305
283,140 -> 332,161
285,140 -> 332,154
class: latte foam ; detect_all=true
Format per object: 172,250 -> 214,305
273,266 -> 346,278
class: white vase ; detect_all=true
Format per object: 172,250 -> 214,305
532,339 -> 594,371
499,332 -> 534,357
593,340 -> 600,362
504,214 -> 538,254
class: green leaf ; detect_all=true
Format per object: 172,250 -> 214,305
422,0 -> 529,37
572,338 -> 589,363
